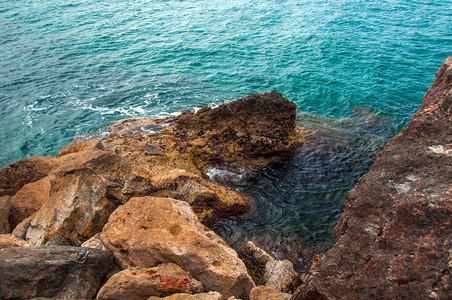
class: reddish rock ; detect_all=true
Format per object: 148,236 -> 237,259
294,57 -> 452,299
101,196 -> 255,299
0,156 -> 58,197
97,263 -> 204,299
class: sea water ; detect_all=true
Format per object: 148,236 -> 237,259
1,0 -> 451,266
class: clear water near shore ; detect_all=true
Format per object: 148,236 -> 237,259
1,0 -> 451,265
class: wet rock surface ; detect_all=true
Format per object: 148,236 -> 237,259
294,57 -> 452,299
0,246 -> 114,299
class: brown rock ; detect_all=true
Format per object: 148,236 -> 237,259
97,263 -> 204,299
59,139 -> 105,156
147,291 -> 223,300
250,286 -> 291,300
0,246 -> 114,299
175,91 -> 303,169
9,176 -> 51,230
0,156 -> 58,197
239,241 -> 300,293
295,58 -> 452,299
0,234 -> 29,248
101,196 -> 255,299
0,196 -> 11,233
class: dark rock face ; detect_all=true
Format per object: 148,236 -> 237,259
294,57 -> 452,299
0,246 -> 114,299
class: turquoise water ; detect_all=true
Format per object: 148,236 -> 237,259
1,0 -> 450,167
1,0 -> 451,265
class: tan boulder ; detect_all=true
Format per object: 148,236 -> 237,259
0,234 -> 29,248
13,171 -> 116,246
97,263 -> 204,299
9,176 -> 51,230
0,156 -> 58,197
101,196 -> 255,299
249,286 -> 291,300
0,196 -> 11,233
147,291 -> 223,300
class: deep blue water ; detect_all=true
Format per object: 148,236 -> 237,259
1,0 -> 451,265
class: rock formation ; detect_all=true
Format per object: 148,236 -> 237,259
293,57 -> 452,299
0,91 -> 301,300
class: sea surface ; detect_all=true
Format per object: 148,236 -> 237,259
1,0 -> 451,266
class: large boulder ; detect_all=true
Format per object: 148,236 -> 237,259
101,196 -> 255,299
0,246 -> 114,299
294,58 -> 452,299
0,156 -> 58,197
97,263 -> 204,299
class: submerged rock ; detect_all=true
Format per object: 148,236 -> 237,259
0,246 -> 114,299
294,57 -> 452,299
101,196 -> 255,299
97,263 -> 204,299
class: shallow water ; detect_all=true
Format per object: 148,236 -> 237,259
1,0 -> 451,263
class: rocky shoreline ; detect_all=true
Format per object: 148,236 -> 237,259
1,57 -> 451,299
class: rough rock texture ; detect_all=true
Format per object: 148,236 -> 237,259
9,177 -> 51,229
97,263 -> 204,299
295,57 -> 452,299
0,234 -> 29,248
0,246 -> 114,299
101,196 -> 255,299
239,241 -> 300,293
174,91 -> 303,170
0,196 -> 11,233
12,149 -> 132,246
147,291 -> 223,300
0,156 -> 58,197
250,286 -> 292,300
